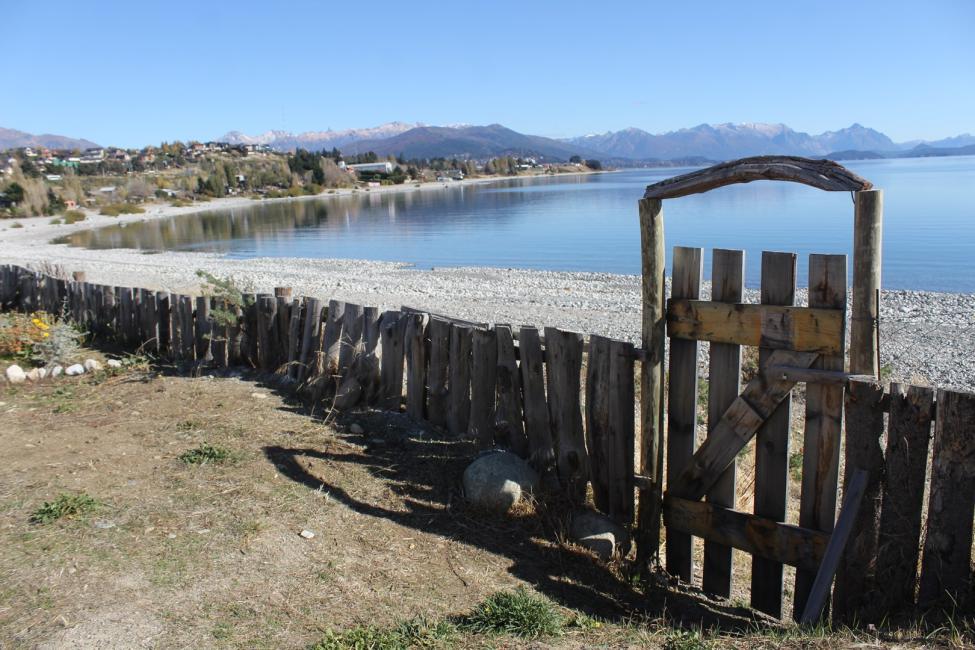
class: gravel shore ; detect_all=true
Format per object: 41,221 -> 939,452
1,191 -> 972,392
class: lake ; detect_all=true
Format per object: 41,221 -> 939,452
59,156 -> 975,292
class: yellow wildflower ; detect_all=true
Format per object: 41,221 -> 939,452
32,318 -> 50,331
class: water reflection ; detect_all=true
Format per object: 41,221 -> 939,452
56,157 -> 975,292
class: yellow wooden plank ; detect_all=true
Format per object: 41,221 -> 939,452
667,300 -> 844,354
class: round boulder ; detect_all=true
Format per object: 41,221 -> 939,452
5,364 -> 27,385
462,450 -> 539,512
65,364 -> 85,376
569,509 -> 631,560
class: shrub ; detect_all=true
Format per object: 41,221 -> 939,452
30,493 -> 99,524
459,587 -> 565,638
314,616 -> 455,650
49,218 -> 62,225
10,222 -> 23,228
179,444 -> 235,465
63,210 -> 86,224
196,270 -> 250,328
29,315 -> 85,367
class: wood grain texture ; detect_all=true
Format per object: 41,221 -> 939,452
322,300 -> 345,377
850,189 -> 883,377
518,327 -> 553,470
447,324 -> 473,435
799,469 -> 869,624
405,312 -> 428,420
873,383 -> 933,615
469,327 -> 498,447
379,310 -> 406,411
545,327 -> 588,501
286,298 -> 303,381
297,298 -> 322,384
703,248 -> 744,598
664,496 -> 827,572
360,307 -> 382,405
918,389 -> 975,610
195,295 -> 213,363
586,335 -> 636,525
426,318 -> 451,428
751,250 -> 797,619
495,325 -> 528,456
666,246 -> 703,582
833,379 -> 886,622
643,156 -> 872,199
255,294 -> 275,371
637,198 -> 667,569
667,300 -> 843,354
794,254 -> 847,620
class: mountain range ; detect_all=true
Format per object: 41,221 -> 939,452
222,122 -> 975,163
3,122 -> 974,165
0,127 -> 100,151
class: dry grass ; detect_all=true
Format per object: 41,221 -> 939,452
0,357 -> 966,649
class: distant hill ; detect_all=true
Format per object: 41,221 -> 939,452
343,124 -> 604,161
826,143 -> 975,161
0,127 -> 100,151
565,123 -> 897,160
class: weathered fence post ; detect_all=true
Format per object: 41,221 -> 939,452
850,189 -> 883,378
833,378 -> 886,621
918,389 -> 975,611
636,197 -> 666,570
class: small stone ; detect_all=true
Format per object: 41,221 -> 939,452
462,450 -> 539,512
65,364 -> 85,376
106,359 -> 122,368
26,368 -> 43,382
251,392 -> 268,399
50,365 -> 63,378
83,359 -> 101,371
300,529 -> 315,539
569,509 -> 631,560
349,423 -> 365,434
167,533 -> 177,539
5,365 -> 26,384
94,520 -> 116,529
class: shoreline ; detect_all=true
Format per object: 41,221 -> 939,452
0,170 -> 973,392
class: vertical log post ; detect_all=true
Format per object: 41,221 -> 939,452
850,189 -> 883,377
751,250 -> 797,618
794,254 -> 847,619
702,248 -> 744,598
636,197 -> 666,570
666,246 -> 703,583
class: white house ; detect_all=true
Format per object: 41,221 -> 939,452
348,162 -> 394,174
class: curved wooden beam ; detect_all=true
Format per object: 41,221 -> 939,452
643,156 -> 873,200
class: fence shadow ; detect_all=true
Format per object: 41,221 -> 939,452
262,407 -> 769,632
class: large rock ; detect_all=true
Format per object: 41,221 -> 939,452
462,450 -> 539,512
65,364 -> 85,376
5,365 -> 26,384
569,509 -> 631,560
83,359 -> 101,372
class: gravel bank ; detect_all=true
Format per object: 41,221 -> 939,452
1,196 -> 972,392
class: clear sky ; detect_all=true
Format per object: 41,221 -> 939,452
3,1 -> 973,148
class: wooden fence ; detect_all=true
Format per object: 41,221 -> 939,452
1,260 -> 973,625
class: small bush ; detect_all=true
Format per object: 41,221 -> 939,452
29,315 -> 85,367
179,444 -> 235,465
30,493 -> 99,524
169,199 -> 191,207
459,587 -> 565,638
196,270 -> 250,328
49,218 -> 62,225
63,210 -> 86,224
99,203 -> 145,217
10,222 -> 23,228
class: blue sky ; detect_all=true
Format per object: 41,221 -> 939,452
3,1 -> 973,148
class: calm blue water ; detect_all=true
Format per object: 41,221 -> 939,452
61,156 -> 975,292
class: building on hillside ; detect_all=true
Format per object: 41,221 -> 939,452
348,162 -> 394,174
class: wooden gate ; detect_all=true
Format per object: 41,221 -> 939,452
637,157 -> 884,622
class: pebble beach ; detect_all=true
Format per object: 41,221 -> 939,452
1,190 -> 972,392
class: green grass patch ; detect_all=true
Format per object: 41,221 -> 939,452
10,222 -> 23,228
664,628 -> 713,650
30,492 -> 99,524
179,443 -> 236,465
458,587 -> 565,638
99,203 -> 145,217
314,616 -> 456,650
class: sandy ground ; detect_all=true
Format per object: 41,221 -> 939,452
1,180 -> 973,392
